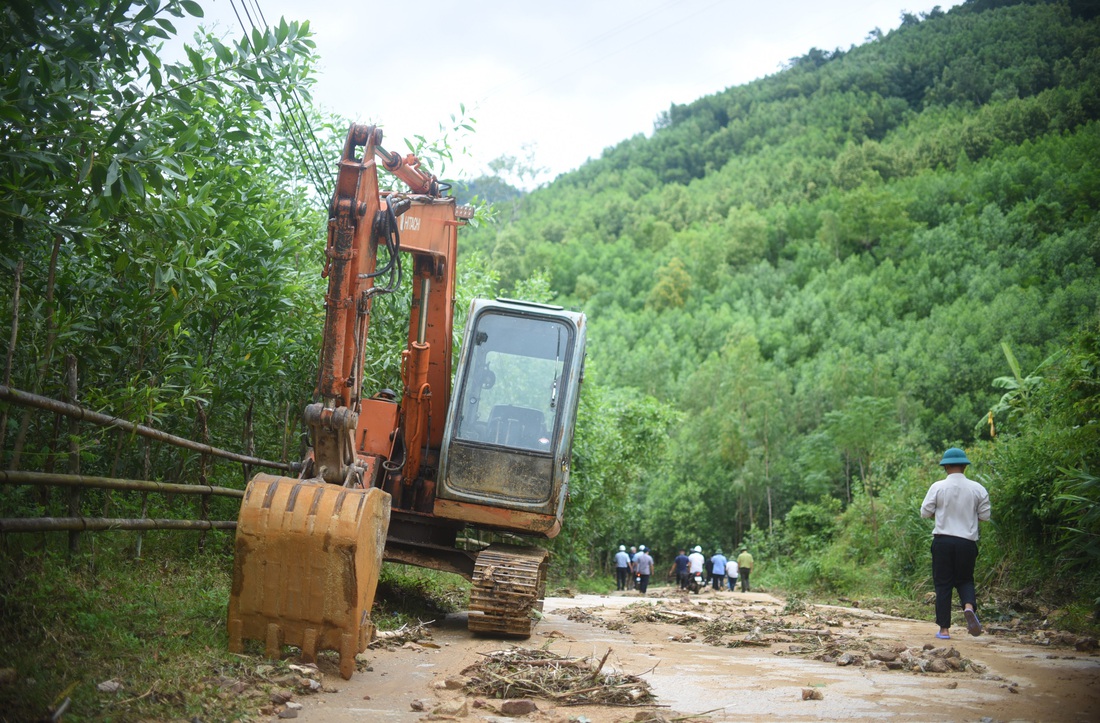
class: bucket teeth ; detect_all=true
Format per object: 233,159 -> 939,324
228,474 -> 391,679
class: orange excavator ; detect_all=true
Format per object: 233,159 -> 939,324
227,124 -> 587,678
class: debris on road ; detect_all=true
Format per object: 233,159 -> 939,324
370,620 -> 435,648
462,647 -> 656,706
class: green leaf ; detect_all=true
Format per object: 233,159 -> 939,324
105,159 -> 120,189
105,106 -> 138,147
180,0 -> 204,17
185,46 -> 205,73
0,103 -> 24,123
210,38 -> 232,64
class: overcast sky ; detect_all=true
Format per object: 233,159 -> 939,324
181,0 -> 962,186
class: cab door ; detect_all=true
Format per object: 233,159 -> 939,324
434,299 -> 585,537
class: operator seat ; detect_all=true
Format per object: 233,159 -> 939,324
487,405 -> 545,448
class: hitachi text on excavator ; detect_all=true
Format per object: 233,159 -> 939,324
227,124 -> 587,678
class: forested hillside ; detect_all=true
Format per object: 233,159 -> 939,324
465,0 -> 1100,607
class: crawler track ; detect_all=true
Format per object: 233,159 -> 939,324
467,544 -> 549,637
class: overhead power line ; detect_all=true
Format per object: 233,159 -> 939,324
229,0 -> 333,205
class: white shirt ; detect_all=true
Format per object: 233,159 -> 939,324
688,552 -> 705,573
920,472 -> 991,541
614,551 -> 630,568
726,560 -> 738,578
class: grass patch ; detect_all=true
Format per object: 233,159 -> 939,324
373,563 -> 470,629
0,535 -> 472,721
0,534 -> 262,721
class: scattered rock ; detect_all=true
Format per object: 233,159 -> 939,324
270,689 -> 293,705
500,698 -> 539,716
96,679 -> 123,694
411,699 -> 427,711
634,711 -> 671,722
871,650 -> 898,662
443,675 -> 470,690
277,709 -> 299,719
885,661 -> 905,671
1075,637 -> 1099,652
928,658 -> 950,673
945,682 -> 958,689
801,687 -> 824,700
434,697 -> 469,716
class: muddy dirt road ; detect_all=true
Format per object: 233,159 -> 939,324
294,588 -> 1099,722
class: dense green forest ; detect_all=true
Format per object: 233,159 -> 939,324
463,0 -> 1100,608
2,0 -> 1099,636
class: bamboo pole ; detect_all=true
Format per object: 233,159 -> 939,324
0,385 -> 297,473
0,517 -> 236,533
0,470 -> 244,498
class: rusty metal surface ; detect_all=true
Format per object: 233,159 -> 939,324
228,474 -> 391,679
467,544 -> 549,637
433,497 -> 562,538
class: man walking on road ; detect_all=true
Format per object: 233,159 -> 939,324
614,545 -> 631,591
709,549 -> 727,590
633,545 -> 655,593
670,549 -> 690,589
736,548 -> 754,592
921,447 -> 991,640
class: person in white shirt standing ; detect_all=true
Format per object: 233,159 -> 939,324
725,558 -> 739,591
614,545 -> 631,591
921,447 -> 992,640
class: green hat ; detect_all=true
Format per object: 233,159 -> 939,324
939,447 -> 971,466
715,548 -> 723,555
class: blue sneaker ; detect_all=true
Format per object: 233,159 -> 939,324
935,631 -> 950,639
965,609 -> 983,636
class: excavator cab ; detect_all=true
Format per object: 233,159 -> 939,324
435,298 -> 586,537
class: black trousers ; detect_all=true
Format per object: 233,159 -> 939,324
616,567 -> 628,590
740,568 -> 751,592
677,571 -> 690,589
637,574 -> 650,593
931,535 -> 979,629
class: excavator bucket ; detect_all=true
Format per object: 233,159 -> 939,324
228,473 -> 391,679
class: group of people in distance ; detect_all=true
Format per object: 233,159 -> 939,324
609,447 -> 991,643
613,543 -> 754,594
613,544 -> 655,592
